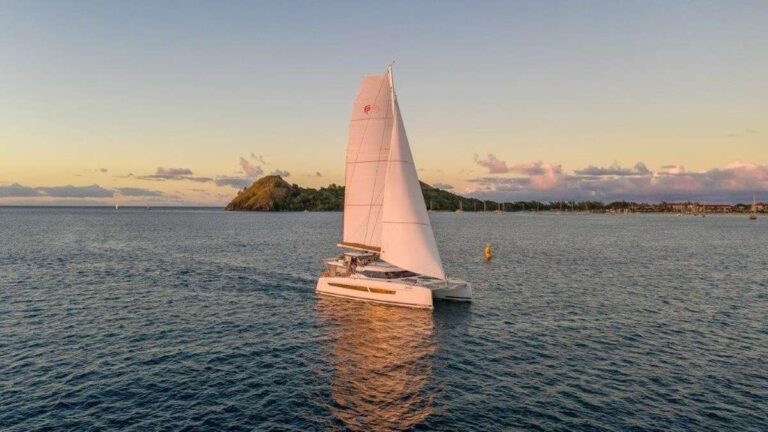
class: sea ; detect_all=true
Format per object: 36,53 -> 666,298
1,207 -> 766,431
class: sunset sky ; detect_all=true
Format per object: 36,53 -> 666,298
1,1 -> 766,205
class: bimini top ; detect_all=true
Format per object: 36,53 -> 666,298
356,261 -> 401,273
343,251 -> 375,258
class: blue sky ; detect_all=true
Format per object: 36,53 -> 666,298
1,1 -> 767,204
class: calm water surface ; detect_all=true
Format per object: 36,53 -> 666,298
1,208 -> 767,431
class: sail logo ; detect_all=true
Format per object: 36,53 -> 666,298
363,104 -> 379,115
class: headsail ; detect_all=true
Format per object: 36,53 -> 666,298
380,67 -> 446,280
341,74 -> 394,251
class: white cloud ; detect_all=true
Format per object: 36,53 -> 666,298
467,161 -> 768,203
239,157 -> 264,177
474,153 -> 509,174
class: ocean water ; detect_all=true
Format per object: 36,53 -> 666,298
1,207 -> 767,431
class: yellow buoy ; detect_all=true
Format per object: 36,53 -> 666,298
484,243 -> 493,261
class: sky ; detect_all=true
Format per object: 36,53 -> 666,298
1,0 -> 767,205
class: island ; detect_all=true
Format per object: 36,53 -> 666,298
225,175 -> 766,214
224,175 -> 479,212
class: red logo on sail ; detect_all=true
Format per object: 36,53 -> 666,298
363,104 -> 372,114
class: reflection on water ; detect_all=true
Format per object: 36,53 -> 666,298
316,297 -> 436,431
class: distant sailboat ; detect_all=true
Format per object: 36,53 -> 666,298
316,65 -> 472,309
455,200 -> 464,213
115,203 -> 119,210
750,193 -> 758,220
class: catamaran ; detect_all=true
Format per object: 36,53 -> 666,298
316,65 -> 473,309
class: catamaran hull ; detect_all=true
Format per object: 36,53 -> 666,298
432,281 -> 473,302
316,277 -> 473,309
316,276 -> 434,309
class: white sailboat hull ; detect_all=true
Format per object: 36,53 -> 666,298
319,66 -> 473,311
316,276 -> 434,308
316,276 -> 472,309
431,281 -> 473,302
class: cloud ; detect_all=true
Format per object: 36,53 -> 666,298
184,176 -> 213,183
466,161 -> 768,203
38,184 -> 114,198
214,176 -> 253,189
474,153 -> 509,174
250,153 -> 267,164
314,171 -> 323,177
235,154 -> 289,180
205,155 -> 288,188
155,167 -> 192,177
239,157 -> 264,177
574,162 -> 650,177
2,183 -> 171,200
508,161 -> 546,176
658,164 -> 685,175
0,183 -> 115,198
472,156 -> 561,192
728,128 -> 760,138
467,177 -> 532,189
269,169 -> 290,177
138,167 -> 212,183
0,183 -> 41,197
115,187 -> 164,197
433,182 -> 454,190
99,168 -> 108,173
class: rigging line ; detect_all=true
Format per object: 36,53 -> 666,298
364,95 -> 393,245
361,73 -> 393,245
366,179 -> 387,245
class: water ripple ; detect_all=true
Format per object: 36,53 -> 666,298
1,209 -> 767,430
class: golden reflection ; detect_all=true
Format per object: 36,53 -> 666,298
316,297 -> 436,431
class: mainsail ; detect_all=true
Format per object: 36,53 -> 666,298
380,68 -> 446,280
341,74 -> 394,251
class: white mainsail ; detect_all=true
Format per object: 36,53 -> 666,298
380,68 -> 446,280
341,74 -> 394,251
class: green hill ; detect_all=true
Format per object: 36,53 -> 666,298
225,175 -> 344,211
225,175 -> 488,212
